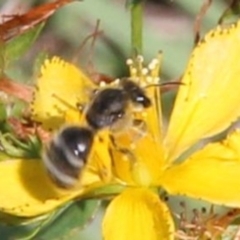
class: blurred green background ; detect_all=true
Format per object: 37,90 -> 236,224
1,0 -> 229,80
0,0 -> 237,239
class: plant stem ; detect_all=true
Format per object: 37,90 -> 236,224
130,0 -> 143,55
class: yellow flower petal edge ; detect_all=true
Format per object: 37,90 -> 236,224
0,159 -> 96,217
165,21 -> 240,162
162,130 -> 240,207
102,188 -> 175,240
31,57 -> 94,130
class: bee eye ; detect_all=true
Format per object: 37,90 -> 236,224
120,78 -> 151,108
134,94 -> 151,108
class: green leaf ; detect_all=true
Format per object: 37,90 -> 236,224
0,213 -> 51,240
0,132 -> 41,159
0,102 -> 7,121
219,0 -> 240,24
10,101 -> 28,118
0,211 -> 49,225
0,200 -> 100,240
4,23 -> 45,63
33,51 -> 49,77
37,200 -> 100,240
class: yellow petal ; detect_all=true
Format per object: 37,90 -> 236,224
87,129 -> 113,184
110,132 -> 165,187
162,130 -> 240,207
165,21 -> 240,162
102,188 -> 174,240
31,57 -> 94,130
0,159 -> 100,217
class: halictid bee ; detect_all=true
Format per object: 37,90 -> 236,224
42,78 -> 152,188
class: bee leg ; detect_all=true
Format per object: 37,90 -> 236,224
131,118 -> 147,141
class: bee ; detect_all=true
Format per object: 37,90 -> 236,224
42,78 -> 152,188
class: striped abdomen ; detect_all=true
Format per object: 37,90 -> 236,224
43,126 -> 94,188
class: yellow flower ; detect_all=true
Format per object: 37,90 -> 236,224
101,43 -> 240,239
0,57 -> 113,217
1,20 -> 240,240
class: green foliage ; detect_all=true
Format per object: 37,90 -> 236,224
37,200 -> 99,240
0,200 -> 99,240
0,102 -> 6,121
4,23 -> 45,64
0,133 -> 42,158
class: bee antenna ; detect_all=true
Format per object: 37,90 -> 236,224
144,81 -> 183,93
